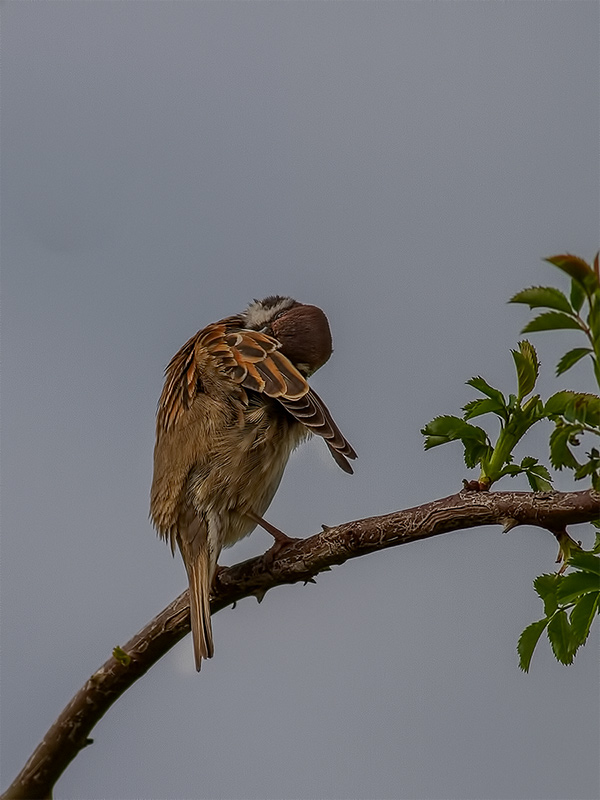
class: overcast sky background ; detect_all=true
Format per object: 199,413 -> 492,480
2,3 -> 599,799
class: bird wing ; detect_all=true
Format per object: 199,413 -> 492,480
156,321 -> 356,472
221,327 -> 357,474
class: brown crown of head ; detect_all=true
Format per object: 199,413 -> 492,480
270,304 -> 333,376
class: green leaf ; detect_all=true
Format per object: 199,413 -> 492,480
511,340 -> 539,400
499,464 -> 522,477
422,416 -> 489,447
546,392 -> 600,426
545,254 -> 599,291
517,618 -> 549,673
463,397 -> 507,421
466,376 -> 506,405
509,286 -> 573,313
556,347 -> 593,377
533,573 -> 561,616
463,439 -> 493,470
557,570 -> 600,603
524,462 -> 553,492
549,424 -> 581,470
545,391 -> 573,416
570,279 -> 586,313
547,610 -> 574,665
521,311 -> 582,333
569,592 -> 600,647
568,551 -> 600,576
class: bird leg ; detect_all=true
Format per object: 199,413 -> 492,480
246,510 -> 300,562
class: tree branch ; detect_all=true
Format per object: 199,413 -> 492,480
4,488 -> 599,800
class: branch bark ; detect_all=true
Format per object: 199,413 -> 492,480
3,488 -> 599,800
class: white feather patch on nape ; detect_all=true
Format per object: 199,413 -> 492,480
242,296 -> 296,330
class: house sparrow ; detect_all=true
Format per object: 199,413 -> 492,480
150,296 -> 356,670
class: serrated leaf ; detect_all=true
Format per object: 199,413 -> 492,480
556,570 -> 600,603
544,391 -> 600,423
572,394 -> 600,426
556,347 -> 593,376
570,279 -> 586,313
463,439 -> 492,469
545,254 -> 598,291
533,573 -> 561,616
520,456 -> 537,469
466,376 -> 506,405
568,551 -> 600,576
549,424 -> 581,470
422,415 -> 489,445
545,391 -> 573,416
509,286 -> 573,313
463,397 -> 507,421
573,460 -> 599,481
524,463 -> 553,492
569,592 -> 600,647
499,464 -> 523,476
511,340 -> 539,400
529,464 -> 552,481
517,618 -> 549,673
546,392 -> 600,426
547,609 -> 574,665
521,311 -> 582,333
527,473 -> 554,492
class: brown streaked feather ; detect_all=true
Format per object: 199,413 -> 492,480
265,350 -> 308,399
280,388 -> 357,471
156,317 -> 355,472
157,335 -> 200,432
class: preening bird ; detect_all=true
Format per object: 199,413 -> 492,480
150,296 -> 356,670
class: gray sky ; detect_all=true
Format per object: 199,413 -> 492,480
2,3 -> 599,799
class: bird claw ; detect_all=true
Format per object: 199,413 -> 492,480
261,534 -> 301,566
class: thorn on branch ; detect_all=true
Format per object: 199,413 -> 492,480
501,518 -> 519,534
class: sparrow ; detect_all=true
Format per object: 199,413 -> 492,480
150,295 -> 356,671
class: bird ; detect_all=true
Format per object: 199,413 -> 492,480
150,295 -> 356,670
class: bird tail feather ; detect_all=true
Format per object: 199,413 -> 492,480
186,550 -> 214,670
178,508 -> 216,671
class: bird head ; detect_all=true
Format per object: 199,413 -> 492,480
243,296 -> 333,376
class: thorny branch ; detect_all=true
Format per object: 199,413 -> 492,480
3,488 -> 599,800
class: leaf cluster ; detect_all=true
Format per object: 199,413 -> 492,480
510,253 -> 600,385
421,342 -> 550,490
518,538 -> 600,672
422,253 -> 600,491
422,252 -> 600,670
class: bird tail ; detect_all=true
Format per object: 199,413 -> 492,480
186,548 -> 214,670
177,509 -> 216,671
